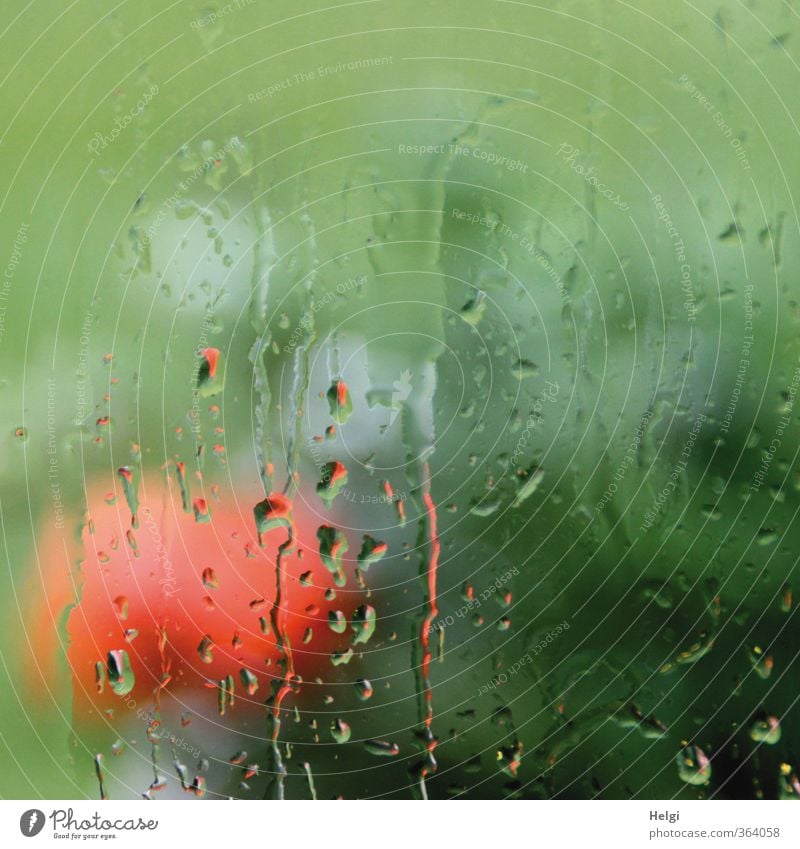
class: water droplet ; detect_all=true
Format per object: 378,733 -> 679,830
641,581 -> 674,609
613,703 -> 668,739
198,635 -> 214,664
331,719 -> 351,743
229,136 -> 252,175
511,359 -> 538,379
748,645 -> 774,679
106,650 -> 134,696
511,466 -> 544,507
470,496 -> 501,517
660,631 -> 715,673
352,604 -> 377,645
779,764 -> 800,799
750,714 -> 781,744
197,347 -> 221,395
193,498 -> 211,523
757,528 -> 777,546
96,416 -> 112,434
175,462 -> 191,512
327,380 -> 353,424
117,466 -> 139,526
355,678 -> 373,700
112,595 -> 129,620
358,535 -> 388,571
331,648 -> 354,666
94,661 -> 105,694
328,610 -> 347,634
676,744 -> 711,785
318,525 -> 348,586
317,461 -> 348,508
190,774 -> 206,797
718,221 -> 742,244
364,739 -> 399,757
460,290 -> 487,325
240,668 -> 259,696
497,741 -> 523,777
217,674 -> 235,714
253,493 -> 292,542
